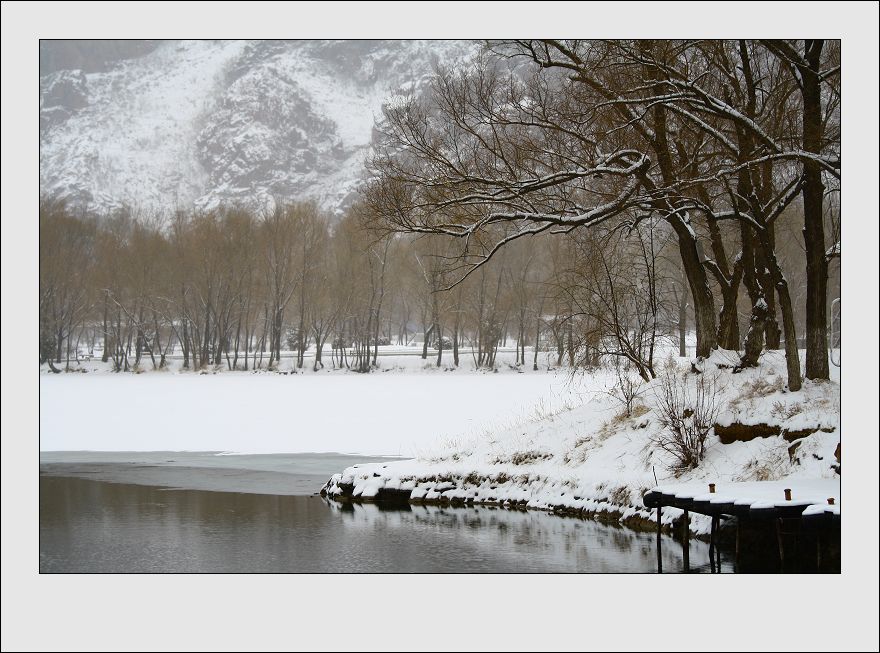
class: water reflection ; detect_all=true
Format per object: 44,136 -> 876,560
329,501 -> 729,573
40,476 -> 731,573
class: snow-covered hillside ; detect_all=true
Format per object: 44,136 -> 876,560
323,350 -> 841,536
39,40 -> 477,216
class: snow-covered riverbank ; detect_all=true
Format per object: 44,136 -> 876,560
323,350 -> 841,536
40,344 -> 841,537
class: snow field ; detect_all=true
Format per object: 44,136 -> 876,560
40,349 -> 584,456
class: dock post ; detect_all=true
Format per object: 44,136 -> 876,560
709,517 -> 716,573
715,517 -> 721,571
776,518 -> 786,572
682,509 -> 690,572
656,505 -> 662,574
735,519 -> 740,573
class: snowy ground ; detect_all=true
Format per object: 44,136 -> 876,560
40,348 -> 586,456
323,349 -> 841,536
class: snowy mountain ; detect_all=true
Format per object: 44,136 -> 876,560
39,39 -> 477,216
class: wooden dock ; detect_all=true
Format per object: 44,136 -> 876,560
643,479 -> 840,573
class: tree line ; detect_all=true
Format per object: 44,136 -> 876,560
40,194 -> 835,381
39,199 -> 640,373
40,40 -> 840,384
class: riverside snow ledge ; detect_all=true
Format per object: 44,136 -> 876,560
320,467 -> 673,534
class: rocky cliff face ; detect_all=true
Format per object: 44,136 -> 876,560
39,39 -> 476,216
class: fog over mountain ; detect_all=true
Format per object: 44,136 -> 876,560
40,39 -> 477,216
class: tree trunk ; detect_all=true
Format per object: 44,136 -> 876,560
676,230 -> 717,358
232,314 -> 241,371
421,323 -> 433,360
533,315 -> 541,371
801,40 -> 829,380
678,279 -> 687,357
452,308 -> 460,368
756,230 -> 782,349
182,320 -> 190,369
435,323 -> 443,367
65,318 -> 73,370
650,95 -> 717,358
101,297 -> 110,362
717,279 -> 742,350
739,298 -> 767,368
556,324 -> 564,367
737,218 -> 767,364
243,328 -> 249,371
775,280 -> 803,391
707,218 -> 741,350
754,228 -> 802,391
55,327 -> 63,364
314,335 -> 324,372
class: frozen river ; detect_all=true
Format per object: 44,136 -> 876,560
39,366 -> 584,456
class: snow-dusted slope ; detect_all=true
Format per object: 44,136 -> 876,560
323,350 -> 841,536
40,39 -> 477,216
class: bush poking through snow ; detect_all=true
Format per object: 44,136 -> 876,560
770,400 -> 804,421
491,450 -> 553,466
607,358 -> 646,418
737,449 -> 788,482
740,375 -> 784,401
609,485 -> 631,506
651,369 -> 722,473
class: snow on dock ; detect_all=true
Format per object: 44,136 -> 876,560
642,478 -> 840,573
644,478 -> 839,516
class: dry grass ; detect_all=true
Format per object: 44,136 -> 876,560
734,375 -> 784,408
491,450 -> 552,466
608,485 -> 632,506
736,449 -> 789,482
770,400 -> 805,421
631,404 -> 650,418
573,435 -> 593,449
462,472 -> 483,486
415,473 -> 457,484
422,449 -> 472,464
528,394 -> 579,423
563,435 -> 595,465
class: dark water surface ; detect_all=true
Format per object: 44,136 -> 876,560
39,474 -> 731,573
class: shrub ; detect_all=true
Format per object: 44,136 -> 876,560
651,369 -> 721,473
608,358 -> 645,417
770,400 -> 804,421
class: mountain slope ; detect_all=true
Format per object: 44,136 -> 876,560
39,39 -> 477,216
